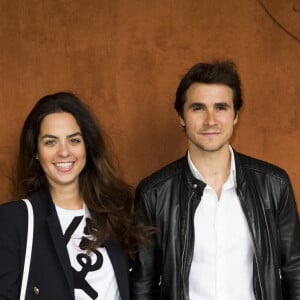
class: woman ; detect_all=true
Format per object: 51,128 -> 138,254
0,92 -> 148,300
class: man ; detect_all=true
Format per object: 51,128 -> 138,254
131,61 -> 300,300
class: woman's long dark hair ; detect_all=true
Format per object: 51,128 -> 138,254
12,92 -> 150,259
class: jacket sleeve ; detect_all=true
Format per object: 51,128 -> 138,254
130,183 -> 160,300
278,174 -> 300,299
0,201 -> 27,299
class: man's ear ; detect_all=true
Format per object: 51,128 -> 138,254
233,113 -> 239,125
179,115 -> 186,127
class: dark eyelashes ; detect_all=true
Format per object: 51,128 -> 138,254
215,104 -> 229,110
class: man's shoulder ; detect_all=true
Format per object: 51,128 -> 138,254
236,151 -> 289,180
137,156 -> 186,192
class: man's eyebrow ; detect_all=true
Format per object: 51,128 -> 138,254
188,102 -> 205,108
215,102 -> 231,107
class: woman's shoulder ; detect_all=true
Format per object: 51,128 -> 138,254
0,200 -> 29,243
0,198 -> 28,213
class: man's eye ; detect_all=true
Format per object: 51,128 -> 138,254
192,105 -> 205,111
216,104 -> 229,111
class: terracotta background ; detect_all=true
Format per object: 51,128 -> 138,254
0,0 -> 299,210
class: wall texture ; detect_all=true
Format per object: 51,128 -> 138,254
0,0 -> 299,209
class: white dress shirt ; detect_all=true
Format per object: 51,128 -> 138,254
188,147 -> 255,300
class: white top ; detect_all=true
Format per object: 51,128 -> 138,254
188,147 -> 255,300
56,205 -> 120,300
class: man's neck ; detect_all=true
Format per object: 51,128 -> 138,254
189,145 -> 232,198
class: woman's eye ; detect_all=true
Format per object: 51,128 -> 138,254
44,140 -> 56,146
70,138 -> 81,144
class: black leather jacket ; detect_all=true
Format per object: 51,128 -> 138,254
131,151 -> 300,300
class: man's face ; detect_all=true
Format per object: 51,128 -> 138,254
180,83 -> 238,155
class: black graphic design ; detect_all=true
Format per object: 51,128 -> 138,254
64,216 -> 103,299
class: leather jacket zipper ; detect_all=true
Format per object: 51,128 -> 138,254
238,192 -> 264,300
252,240 -> 264,300
180,192 -> 195,300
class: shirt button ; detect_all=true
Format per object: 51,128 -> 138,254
192,183 -> 198,189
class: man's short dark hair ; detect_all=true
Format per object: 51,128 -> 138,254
174,60 -> 243,117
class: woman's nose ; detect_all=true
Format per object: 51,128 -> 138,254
57,142 -> 70,157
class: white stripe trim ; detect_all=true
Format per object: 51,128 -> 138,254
20,199 -> 34,300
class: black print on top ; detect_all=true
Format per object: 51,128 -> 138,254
64,216 -> 103,299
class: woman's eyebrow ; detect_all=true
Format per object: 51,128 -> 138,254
40,132 -> 82,139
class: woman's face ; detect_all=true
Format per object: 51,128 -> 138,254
37,112 -> 86,192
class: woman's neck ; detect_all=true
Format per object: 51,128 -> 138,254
50,185 -> 84,210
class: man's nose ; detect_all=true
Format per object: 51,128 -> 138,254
204,110 -> 216,125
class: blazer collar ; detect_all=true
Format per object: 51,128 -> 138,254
30,187 -> 75,298
104,240 -> 130,300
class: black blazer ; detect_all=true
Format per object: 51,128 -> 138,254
0,187 -> 130,300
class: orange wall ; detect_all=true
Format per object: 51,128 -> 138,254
0,0 -> 299,209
